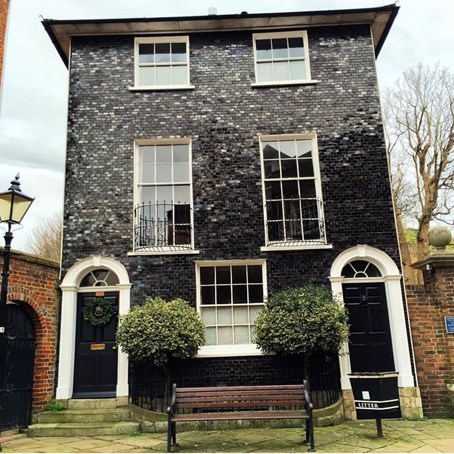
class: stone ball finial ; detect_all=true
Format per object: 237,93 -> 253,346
428,226 -> 452,249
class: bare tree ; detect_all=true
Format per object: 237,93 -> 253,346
384,63 -> 454,268
26,211 -> 62,263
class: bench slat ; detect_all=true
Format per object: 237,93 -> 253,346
176,385 -> 304,393
176,400 -> 306,409
171,410 -> 309,422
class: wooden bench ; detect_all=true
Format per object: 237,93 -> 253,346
166,382 -> 315,452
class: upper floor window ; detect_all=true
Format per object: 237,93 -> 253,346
134,140 -> 193,252
197,260 -> 266,357
260,134 -> 326,248
253,31 -> 312,86
134,36 -> 190,89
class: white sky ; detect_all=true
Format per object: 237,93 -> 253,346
0,0 -> 453,251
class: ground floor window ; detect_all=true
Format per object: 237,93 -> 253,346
196,260 -> 266,356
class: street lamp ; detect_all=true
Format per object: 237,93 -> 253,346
0,174 -> 34,335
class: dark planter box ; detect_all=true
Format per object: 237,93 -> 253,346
349,372 -> 400,419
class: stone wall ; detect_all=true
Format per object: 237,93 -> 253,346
407,254 -> 454,417
0,249 -> 59,414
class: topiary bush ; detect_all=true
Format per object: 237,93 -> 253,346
116,297 -> 205,366
254,285 -> 349,380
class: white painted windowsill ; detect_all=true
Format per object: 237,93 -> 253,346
129,85 -> 195,91
251,80 -> 320,88
261,244 -> 333,252
127,250 -> 200,256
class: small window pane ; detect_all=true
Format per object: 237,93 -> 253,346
279,141 -> 296,158
155,164 -> 172,183
256,62 -> 273,82
284,200 -> 301,220
201,308 -> 216,325
217,286 -> 231,304
205,327 -> 216,345
156,145 -> 172,162
272,38 -> 288,59
248,266 -> 263,284
264,160 -> 280,179
232,266 -> 247,283
282,181 -> 299,199
139,146 -> 155,164
233,307 -> 249,324
286,220 -> 302,239
296,140 -> 312,158
171,42 -> 186,62
233,285 -> 248,304
366,263 -> 382,277
249,285 -> 264,303
234,326 -> 250,344
156,186 -> 172,204
140,164 -> 155,183
80,272 -> 96,287
155,43 -> 171,63
267,201 -> 283,221
201,286 -> 215,305
302,199 -> 318,219
299,180 -> 316,198
290,60 -> 306,80
216,266 -> 231,285
218,327 -> 233,345
174,186 -> 190,204
288,38 -> 305,58
256,39 -> 272,60
172,66 -> 188,85
263,143 -> 279,160
173,162 -> 190,183
218,307 -> 232,325
139,67 -> 155,86
281,159 -> 298,178
298,159 -> 314,177
303,220 -> 320,240
200,267 -> 214,285
139,44 -> 154,64
139,186 -> 155,205
273,61 -> 290,81
342,263 -> 356,278
156,66 -> 171,85
265,181 -> 282,199
173,145 -> 189,162
250,306 -> 262,323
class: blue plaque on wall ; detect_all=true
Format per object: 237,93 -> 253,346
445,317 -> 454,334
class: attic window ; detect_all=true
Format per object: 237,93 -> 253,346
252,31 -> 314,86
134,36 -> 191,89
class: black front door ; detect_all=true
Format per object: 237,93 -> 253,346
0,303 -> 35,430
342,282 -> 395,373
73,292 -> 118,398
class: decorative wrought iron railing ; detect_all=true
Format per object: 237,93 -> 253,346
264,198 -> 326,246
134,202 -> 192,251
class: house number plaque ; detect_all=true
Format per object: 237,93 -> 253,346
91,343 -> 106,351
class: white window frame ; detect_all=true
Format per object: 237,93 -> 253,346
259,133 -> 331,251
252,31 -> 317,87
129,138 -> 199,256
196,259 -> 267,357
132,36 -> 194,90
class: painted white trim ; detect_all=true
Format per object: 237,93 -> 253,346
261,244 -> 332,252
134,36 -> 191,89
195,259 -> 267,357
252,30 -> 312,85
329,245 -> 414,389
251,80 -> 319,88
57,255 -> 131,399
127,249 -> 200,256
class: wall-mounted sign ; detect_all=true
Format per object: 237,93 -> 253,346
445,316 -> 454,334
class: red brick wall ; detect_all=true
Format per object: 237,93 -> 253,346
0,0 -> 9,87
1,248 -> 59,414
407,264 -> 454,417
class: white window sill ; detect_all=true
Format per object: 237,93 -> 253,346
128,249 -> 200,256
129,85 -> 195,91
261,243 -> 333,252
251,80 -> 320,88
197,344 -> 264,358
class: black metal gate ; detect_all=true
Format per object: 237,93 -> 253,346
0,303 -> 36,430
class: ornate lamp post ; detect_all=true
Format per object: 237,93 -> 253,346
0,174 -> 34,438
0,173 -> 34,335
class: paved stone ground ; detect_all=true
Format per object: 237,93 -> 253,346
1,419 -> 454,453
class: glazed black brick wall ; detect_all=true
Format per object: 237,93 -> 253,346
62,24 -> 401,303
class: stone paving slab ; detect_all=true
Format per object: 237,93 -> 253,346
1,419 -> 454,452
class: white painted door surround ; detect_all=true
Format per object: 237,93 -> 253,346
56,255 -> 131,400
329,245 -> 415,389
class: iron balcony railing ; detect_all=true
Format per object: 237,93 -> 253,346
265,198 -> 326,246
134,202 -> 192,251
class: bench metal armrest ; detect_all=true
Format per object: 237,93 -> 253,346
303,380 -> 314,414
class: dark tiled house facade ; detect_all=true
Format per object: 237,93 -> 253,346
45,5 -> 423,419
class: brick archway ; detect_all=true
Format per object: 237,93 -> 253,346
1,251 -> 59,415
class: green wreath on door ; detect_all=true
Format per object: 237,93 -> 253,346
83,298 -> 114,327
